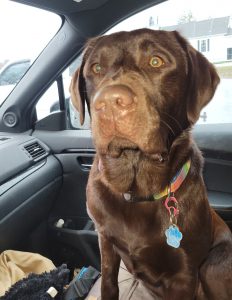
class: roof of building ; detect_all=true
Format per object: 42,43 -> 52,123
161,16 -> 232,38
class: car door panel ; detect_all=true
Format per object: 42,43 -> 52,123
47,151 -> 99,270
51,152 -> 93,217
194,124 -> 232,226
32,129 -> 99,269
32,130 -> 94,214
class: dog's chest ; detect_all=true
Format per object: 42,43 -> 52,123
100,201 -> 167,241
100,202 -> 179,268
106,216 -> 186,287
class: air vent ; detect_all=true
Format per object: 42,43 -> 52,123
24,142 -> 46,160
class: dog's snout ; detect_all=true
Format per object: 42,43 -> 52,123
93,85 -> 136,112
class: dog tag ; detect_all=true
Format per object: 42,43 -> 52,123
165,225 -> 183,248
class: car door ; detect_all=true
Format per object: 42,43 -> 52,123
31,127 -> 99,270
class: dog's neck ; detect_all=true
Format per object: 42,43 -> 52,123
114,158 -> 190,204
96,130 -> 201,199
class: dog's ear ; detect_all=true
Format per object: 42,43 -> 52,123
174,31 -> 220,125
186,45 -> 220,124
69,63 -> 86,125
69,36 -> 102,125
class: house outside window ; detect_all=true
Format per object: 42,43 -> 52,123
227,48 -> 232,60
198,39 -> 210,53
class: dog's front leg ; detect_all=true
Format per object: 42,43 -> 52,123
163,272 -> 198,300
99,234 -> 121,300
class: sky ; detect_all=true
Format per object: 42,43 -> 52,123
0,0 -> 231,61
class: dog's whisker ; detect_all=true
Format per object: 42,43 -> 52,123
160,119 -> 176,137
161,112 -> 183,131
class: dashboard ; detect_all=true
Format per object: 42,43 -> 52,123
0,134 -> 62,251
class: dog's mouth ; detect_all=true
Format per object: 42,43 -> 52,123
97,136 -> 169,195
105,137 -> 168,162
107,138 -> 139,158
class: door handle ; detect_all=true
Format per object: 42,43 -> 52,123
80,163 -> 92,168
77,155 -> 94,170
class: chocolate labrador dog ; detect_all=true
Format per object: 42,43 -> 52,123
70,29 -> 232,299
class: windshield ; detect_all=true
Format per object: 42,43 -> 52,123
0,1 -> 61,106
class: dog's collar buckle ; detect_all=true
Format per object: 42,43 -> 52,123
164,195 -> 179,219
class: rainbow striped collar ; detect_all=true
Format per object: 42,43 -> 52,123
153,159 -> 191,200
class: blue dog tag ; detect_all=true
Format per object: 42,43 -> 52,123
165,225 -> 183,248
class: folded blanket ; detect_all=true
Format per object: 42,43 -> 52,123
0,250 -> 56,296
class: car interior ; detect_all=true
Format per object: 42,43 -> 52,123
0,0 -> 232,295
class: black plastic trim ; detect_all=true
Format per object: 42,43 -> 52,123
0,160 -> 46,196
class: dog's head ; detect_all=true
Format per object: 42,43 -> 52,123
70,29 -> 219,159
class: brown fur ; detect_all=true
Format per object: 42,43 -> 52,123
70,29 -> 232,299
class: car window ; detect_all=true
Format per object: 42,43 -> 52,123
36,82 -> 60,121
36,56 -> 91,127
0,0 -> 61,106
40,0 -> 231,128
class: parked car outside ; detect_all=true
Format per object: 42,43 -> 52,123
0,59 -> 31,105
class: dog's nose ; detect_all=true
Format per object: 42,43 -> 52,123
93,85 -> 136,112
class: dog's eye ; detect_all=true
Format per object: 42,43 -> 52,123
92,63 -> 101,74
149,56 -> 164,68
